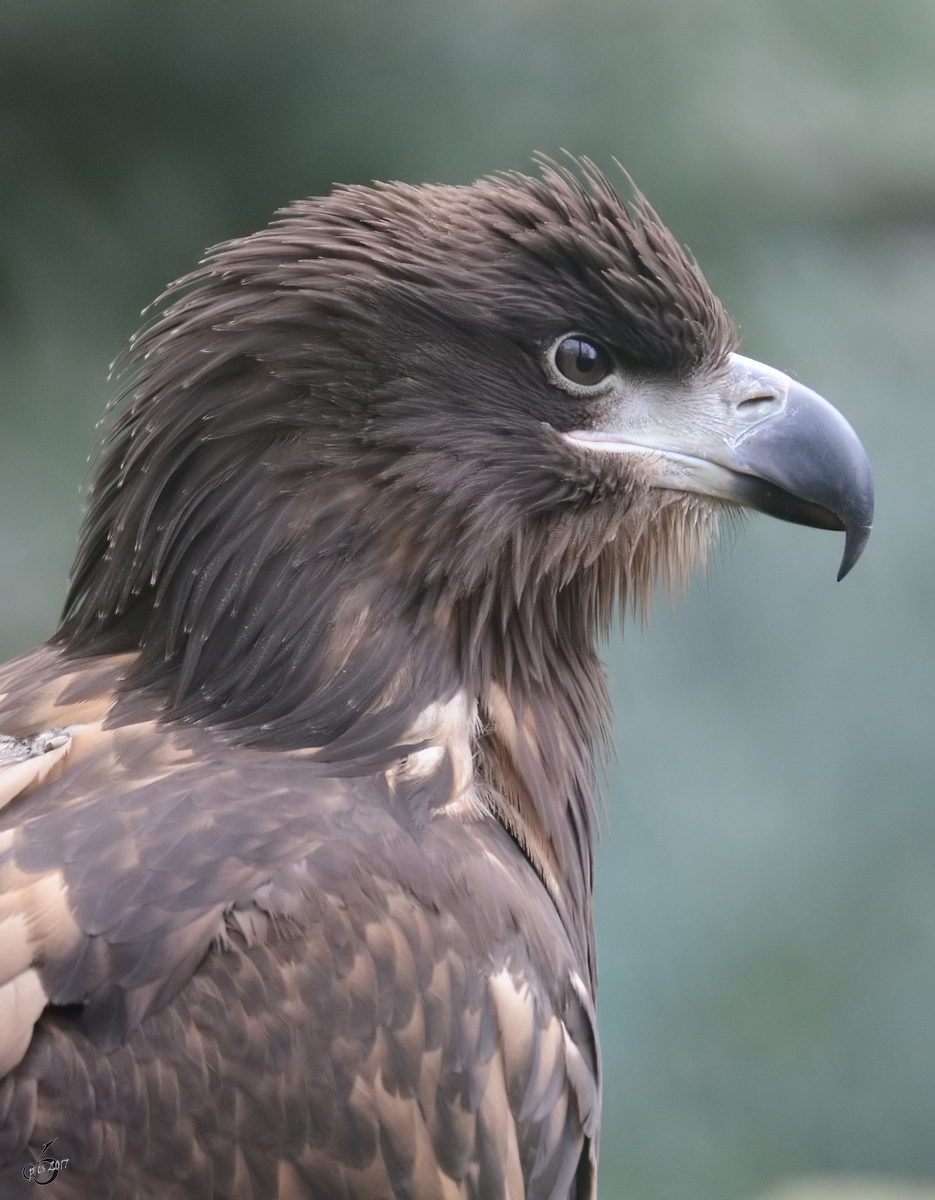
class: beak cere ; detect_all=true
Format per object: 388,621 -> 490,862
564,353 -> 874,580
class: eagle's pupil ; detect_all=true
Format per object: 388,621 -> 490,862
554,336 -> 609,386
576,344 -> 597,373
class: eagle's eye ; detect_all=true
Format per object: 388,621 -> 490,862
553,337 -> 610,386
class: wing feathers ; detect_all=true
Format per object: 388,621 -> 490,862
0,970 -> 47,1077
0,647 -> 599,1199
475,1047 -> 526,1200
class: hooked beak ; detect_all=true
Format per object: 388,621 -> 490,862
564,353 -> 874,580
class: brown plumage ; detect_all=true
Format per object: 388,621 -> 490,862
0,161 -> 871,1198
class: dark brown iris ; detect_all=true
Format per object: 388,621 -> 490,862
553,336 -> 610,386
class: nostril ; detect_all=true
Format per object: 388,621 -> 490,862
738,392 -> 778,411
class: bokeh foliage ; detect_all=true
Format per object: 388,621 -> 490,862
1,2 -> 933,1198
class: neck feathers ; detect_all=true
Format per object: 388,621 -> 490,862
57,438 -> 716,979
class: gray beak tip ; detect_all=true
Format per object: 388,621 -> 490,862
837,523 -> 872,582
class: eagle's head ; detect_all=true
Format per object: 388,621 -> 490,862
58,159 -> 872,761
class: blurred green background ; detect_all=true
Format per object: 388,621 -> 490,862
1,1 -> 932,1197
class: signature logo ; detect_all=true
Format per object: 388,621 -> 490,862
22,1141 -> 69,1185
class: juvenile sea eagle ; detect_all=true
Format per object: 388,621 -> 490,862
0,162 -> 872,1199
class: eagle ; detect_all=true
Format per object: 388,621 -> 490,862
0,161 -> 872,1199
